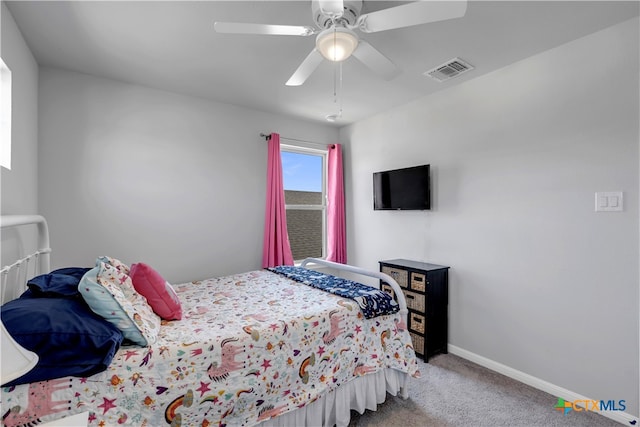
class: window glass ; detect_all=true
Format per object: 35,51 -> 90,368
286,209 -> 323,259
1,57 -> 11,170
281,148 -> 326,261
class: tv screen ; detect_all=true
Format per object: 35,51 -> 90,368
373,164 -> 430,210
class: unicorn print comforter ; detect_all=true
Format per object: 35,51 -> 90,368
1,269 -> 419,426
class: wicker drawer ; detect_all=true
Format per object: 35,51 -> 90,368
381,266 -> 408,288
410,272 -> 426,292
410,332 -> 425,355
410,312 -> 425,334
404,290 -> 425,312
381,283 -> 395,299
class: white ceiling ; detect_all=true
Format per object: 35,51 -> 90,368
5,1 -> 639,126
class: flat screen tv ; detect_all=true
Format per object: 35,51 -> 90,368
373,164 -> 430,210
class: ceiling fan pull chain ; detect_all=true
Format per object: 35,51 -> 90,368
338,63 -> 343,119
333,57 -> 338,103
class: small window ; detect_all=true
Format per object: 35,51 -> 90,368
281,145 -> 327,262
1,57 -> 11,170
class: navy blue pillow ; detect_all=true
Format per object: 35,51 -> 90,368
26,267 -> 91,298
1,297 -> 123,386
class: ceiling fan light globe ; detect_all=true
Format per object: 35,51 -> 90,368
316,28 -> 359,62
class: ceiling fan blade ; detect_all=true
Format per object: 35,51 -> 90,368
351,41 -> 399,80
286,49 -> 325,86
357,0 -> 467,33
214,22 -> 316,36
317,0 -> 344,18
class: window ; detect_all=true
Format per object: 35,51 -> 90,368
281,145 -> 327,261
0,57 -> 11,170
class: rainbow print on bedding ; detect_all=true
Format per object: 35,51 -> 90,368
1,269 -> 419,426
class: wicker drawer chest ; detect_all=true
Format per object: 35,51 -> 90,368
379,259 -> 449,362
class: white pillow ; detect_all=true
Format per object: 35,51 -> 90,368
79,261 -> 160,346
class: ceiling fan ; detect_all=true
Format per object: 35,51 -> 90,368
214,0 -> 468,86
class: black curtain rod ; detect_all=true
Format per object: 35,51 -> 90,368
260,133 -> 335,149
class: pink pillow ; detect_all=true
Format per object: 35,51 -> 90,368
129,263 -> 182,320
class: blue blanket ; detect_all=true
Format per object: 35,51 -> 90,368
267,266 -> 399,319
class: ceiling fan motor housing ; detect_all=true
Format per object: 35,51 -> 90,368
312,0 -> 363,29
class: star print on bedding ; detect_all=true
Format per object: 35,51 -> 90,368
1,269 -> 418,427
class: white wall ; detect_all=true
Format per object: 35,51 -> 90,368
38,68 -> 338,283
340,17 -> 639,417
1,3 -> 39,265
0,2 -> 38,214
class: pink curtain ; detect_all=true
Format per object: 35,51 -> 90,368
326,143 -> 347,263
262,133 -> 294,268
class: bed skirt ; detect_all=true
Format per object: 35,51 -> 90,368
259,367 -> 409,427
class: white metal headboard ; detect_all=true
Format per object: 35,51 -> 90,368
1,215 -> 51,304
300,257 -> 409,325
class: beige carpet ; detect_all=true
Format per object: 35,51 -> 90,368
348,353 -> 622,427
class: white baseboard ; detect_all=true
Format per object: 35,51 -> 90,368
448,345 -> 637,426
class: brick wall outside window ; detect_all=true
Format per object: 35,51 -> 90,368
285,190 -> 323,260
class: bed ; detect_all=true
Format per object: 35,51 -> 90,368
0,215 -> 419,427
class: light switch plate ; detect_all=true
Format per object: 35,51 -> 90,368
595,192 -> 623,212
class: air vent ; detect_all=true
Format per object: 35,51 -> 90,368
424,58 -> 474,82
